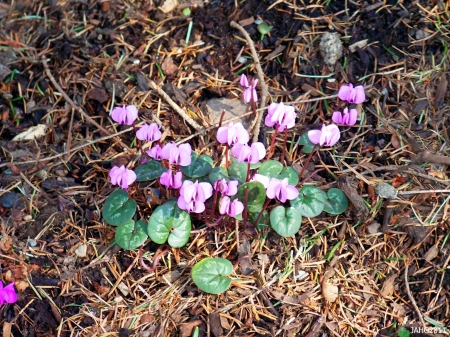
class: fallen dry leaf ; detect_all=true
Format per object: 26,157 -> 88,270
380,274 -> 397,298
14,280 -> 29,292
179,320 -> 202,337
161,57 -> 178,76
423,245 -> 439,262
12,124 -> 46,141
0,233 -> 13,251
159,0 -> 178,13
322,268 -> 338,302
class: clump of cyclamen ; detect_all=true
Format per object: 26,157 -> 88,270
177,180 -> 213,213
308,124 -> 340,147
111,105 -> 138,125
338,83 -> 365,104
332,107 -> 357,126
109,165 -> 137,190
265,102 -> 296,132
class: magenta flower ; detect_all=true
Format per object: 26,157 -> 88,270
111,104 -> 138,125
136,123 -> 162,142
266,178 -> 299,202
214,179 -> 238,196
147,144 -> 163,160
160,169 -> 182,189
0,281 -> 17,305
231,142 -> 266,164
338,84 -> 365,104
240,74 -> 258,103
265,102 -> 296,131
219,196 -> 244,217
308,124 -> 340,147
161,143 -> 192,166
177,180 -> 213,213
109,165 -> 137,189
332,107 -> 358,126
216,122 -> 250,146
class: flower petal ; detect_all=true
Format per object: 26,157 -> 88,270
347,108 -> 358,126
332,111 -> 343,124
240,74 -> 249,87
307,130 -> 322,145
338,84 -> 353,101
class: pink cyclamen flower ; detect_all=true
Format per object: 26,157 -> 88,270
136,123 -> 162,142
332,107 -> 358,126
231,142 -> 266,164
338,84 -> 365,104
266,178 -> 299,202
216,122 -> 250,146
111,104 -> 138,125
265,102 -> 296,131
0,281 -> 18,305
147,144 -> 163,160
240,74 -> 258,103
161,143 -> 192,166
109,165 -> 137,189
160,169 -> 182,189
177,180 -> 213,213
308,124 -> 340,147
219,196 -> 244,217
214,179 -> 238,196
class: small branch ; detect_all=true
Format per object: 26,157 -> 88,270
41,56 -> 131,151
147,80 -> 202,131
414,150 -> 450,166
230,21 -> 269,143
404,262 -> 426,328
139,246 -> 170,273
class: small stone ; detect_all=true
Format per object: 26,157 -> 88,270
36,169 -> 48,180
375,183 -> 398,199
28,238 -> 37,247
0,192 -> 22,208
75,244 -> 87,258
23,215 -> 33,221
238,56 -> 247,64
319,32 -> 343,67
117,282 -> 129,296
367,221 -> 381,234
205,98 -> 251,129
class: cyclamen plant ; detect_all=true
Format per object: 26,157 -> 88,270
102,82 -> 364,294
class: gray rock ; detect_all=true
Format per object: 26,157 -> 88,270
375,183 -> 398,199
0,192 -> 23,208
205,98 -> 251,128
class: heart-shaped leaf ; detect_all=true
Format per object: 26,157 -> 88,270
115,219 -> 148,250
191,257 -> 233,294
298,132 -> 316,154
228,158 -> 248,184
181,153 -> 213,178
290,185 -> 326,218
278,166 -> 299,186
323,188 -> 349,214
233,181 -> 266,213
258,160 -> 283,178
102,190 -> 136,226
270,206 -> 302,237
208,167 -> 229,185
134,161 -> 166,181
147,200 -> 191,248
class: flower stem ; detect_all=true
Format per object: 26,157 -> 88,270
225,144 -> 229,169
210,189 -> 219,221
243,186 -> 249,227
281,129 -> 288,165
253,198 -> 271,227
246,162 -> 251,182
266,127 -> 279,160
132,124 -> 144,157
298,144 -> 318,185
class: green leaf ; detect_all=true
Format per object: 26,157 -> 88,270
258,160 -> 283,178
298,132 -> 316,154
257,23 -> 272,35
134,161 -> 166,181
323,188 -> 349,214
270,206 -> 302,237
278,166 -> 299,186
191,257 -> 233,294
228,158 -> 248,184
181,153 -> 213,178
147,201 -> 191,248
102,190 -> 136,226
249,210 -> 269,230
397,327 -> 410,337
290,185 -> 326,218
208,167 -> 229,185
233,181 -> 266,213
115,219 -> 148,250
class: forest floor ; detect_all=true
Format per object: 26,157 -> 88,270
0,0 -> 449,336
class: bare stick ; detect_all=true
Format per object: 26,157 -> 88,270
404,262 -> 426,328
230,21 -> 269,143
147,80 -> 202,131
41,56 -> 131,151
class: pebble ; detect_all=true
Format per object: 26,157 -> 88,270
28,238 -> 37,247
375,183 -> 398,199
0,192 -> 22,208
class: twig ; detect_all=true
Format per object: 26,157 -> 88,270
230,21 -> 269,143
19,172 -> 57,205
404,262 -> 426,328
147,80 -> 202,131
41,56 -> 131,151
